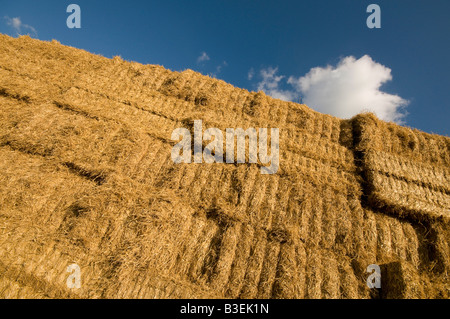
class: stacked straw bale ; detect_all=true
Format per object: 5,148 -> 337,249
0,34 -> 448,298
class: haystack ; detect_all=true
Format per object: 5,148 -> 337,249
0,34 -> 448,298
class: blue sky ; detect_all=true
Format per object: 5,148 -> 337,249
1,0 -> 449,136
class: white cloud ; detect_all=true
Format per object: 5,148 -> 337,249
208,61 -> 227,78
289,55 -> 408,122
256,67 -> 296,102
197,51 -> 210,63
215,61 -> 227,73
248,68 -> 255,80
4,16 -> 37,36
254,55 -> 408,123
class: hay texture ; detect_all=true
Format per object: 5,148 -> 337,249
0,34 -> 448,299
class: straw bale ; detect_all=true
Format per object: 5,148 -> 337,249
346,113 -> 450,222
0,33 -> 448,299
369,171 -> 449,220
380,261 -> 425,299
304,247 -> 323,298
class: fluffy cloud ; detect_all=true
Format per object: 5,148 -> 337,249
256,67 -> 296,102
197,51 -> 210,63
4,16 -> 37,36
255,55 -> 408,123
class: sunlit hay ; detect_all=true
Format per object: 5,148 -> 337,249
0,33 -> 448,299
350,113 -> 449,221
